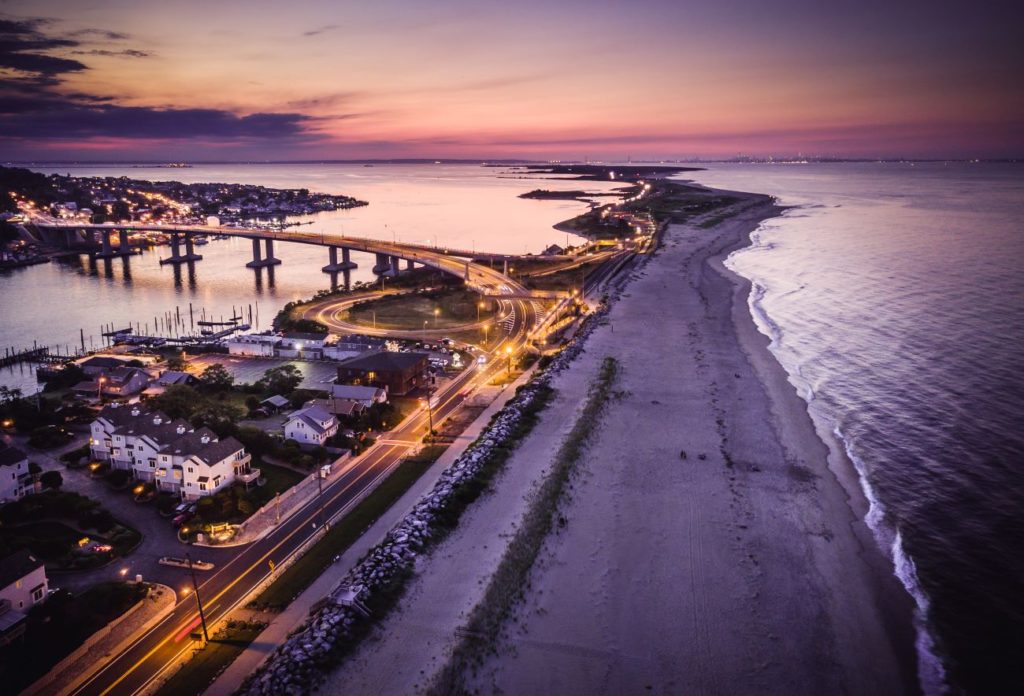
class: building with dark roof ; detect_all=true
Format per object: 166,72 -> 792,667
336,350 -> 429,395
0,550 -> 48,645
90,405 -> 256,500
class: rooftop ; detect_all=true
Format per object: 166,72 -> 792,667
337,350 -> 430,373
0,446 -> 27,467
0,550 -> 44,589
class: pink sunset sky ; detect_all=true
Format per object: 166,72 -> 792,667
1,0 -> 1022,161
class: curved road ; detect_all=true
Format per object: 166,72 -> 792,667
69,297 -> 537,696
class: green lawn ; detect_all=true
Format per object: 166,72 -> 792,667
345,288 -> 496,330
252,450 -> 444,610
153,620 -> 267,696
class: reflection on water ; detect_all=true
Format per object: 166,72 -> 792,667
0,163 -> 615,394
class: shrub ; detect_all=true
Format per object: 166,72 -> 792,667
40,471 -> 62,490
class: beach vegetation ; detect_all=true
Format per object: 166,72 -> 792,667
430,356 -> 619,694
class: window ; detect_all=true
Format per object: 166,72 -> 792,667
31,584 -> 45,603
199,483 -> 207,491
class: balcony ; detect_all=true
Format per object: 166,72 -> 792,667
235,467 -> 261,485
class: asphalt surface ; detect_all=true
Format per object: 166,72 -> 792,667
70,300 -> 537,696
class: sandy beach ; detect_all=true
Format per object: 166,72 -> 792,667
319,190 -> 919,695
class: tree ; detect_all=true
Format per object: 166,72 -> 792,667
40,470 -> 63,490
190,402 -> 243,437
199,364 -> 234,391
245,395 -> 261,414
257,364 -> 303,396
166,354 -> 188,371
148,384 -> 200,419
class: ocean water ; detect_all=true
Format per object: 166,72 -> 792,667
0,163 -> 614,394
694,162 -> 1024,695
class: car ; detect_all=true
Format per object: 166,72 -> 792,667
172,510 -> 195,528
477,355 -> 487,365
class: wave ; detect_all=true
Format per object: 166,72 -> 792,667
731,209 -> 947,695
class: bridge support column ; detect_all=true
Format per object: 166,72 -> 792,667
372,252 -> 395,276
503,258 -> 508,275
322,245 -> 358,273
247,238 -> 281,268
406,258 -> 415,271
160,231 -> 204,264
95,229 -> 130,259
390,255 -> 401,275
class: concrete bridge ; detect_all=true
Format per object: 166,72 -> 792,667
26,219 -> 541,298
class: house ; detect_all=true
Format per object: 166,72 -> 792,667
101,366 -> 152,397
284,405 -> 339,446
156,371 -> 199,387
304,397 -> 365,420
0,550 -> 48,611
541,243 -> 565,256
226,334 -> 279,357
77,355 -> 132,377
329,383 -> 388,407
89,405 -> 256,500
336,350 -> 429,396
0,446 -> 33,502
0,550 -> 48,645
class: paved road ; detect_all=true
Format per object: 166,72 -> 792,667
69,301 -> 537,696
63,248 -> 633,696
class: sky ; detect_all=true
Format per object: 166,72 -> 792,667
1,0 -> 1022,161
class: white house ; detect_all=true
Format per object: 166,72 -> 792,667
284,405 -> 339,446
0,446 -> 33,503
0,550 -> 48,645
226,334 -> 279,357
89,405 -> 256,500
329,383 -> 388,407
0,550 -> 48,612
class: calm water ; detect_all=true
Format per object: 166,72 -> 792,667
4,162 -> 1021,692
0,163 -> 616,393
694,162 -> 1024,695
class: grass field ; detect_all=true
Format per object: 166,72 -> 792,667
345,288 -> 496,331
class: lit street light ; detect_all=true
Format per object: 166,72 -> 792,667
97,376 -> 106,402
433,307 -> 440,328
505,344 -> 513,375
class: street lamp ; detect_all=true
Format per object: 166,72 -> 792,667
477,301 -> 485,322
433,307 -> 440,328
421,392 -> 435,438
185,553 -> 210,642
505,345 -> 513,375
97,376 -> 106,402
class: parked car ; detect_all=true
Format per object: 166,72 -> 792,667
172,510 -> 195,528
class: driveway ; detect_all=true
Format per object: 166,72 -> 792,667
27,437 -> 238,594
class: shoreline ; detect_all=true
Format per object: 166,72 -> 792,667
316,184 -> 920,694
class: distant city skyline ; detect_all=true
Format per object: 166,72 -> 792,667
2,0 -> 1022,161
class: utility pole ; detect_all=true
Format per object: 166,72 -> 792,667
317,466 -> 329,532
186,553 -> 210,642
